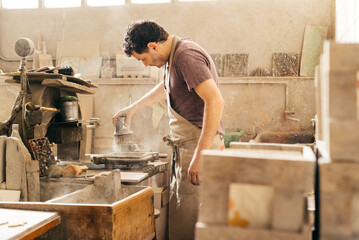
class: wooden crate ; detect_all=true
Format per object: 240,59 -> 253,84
196,145 -> 315,240
0,186 -> 155,240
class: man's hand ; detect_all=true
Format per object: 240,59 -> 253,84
188,152 -> 201,185
112,105 -> 136,126
112,82 -> 167,126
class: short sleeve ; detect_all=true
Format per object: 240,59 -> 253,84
174,49 -> 213,91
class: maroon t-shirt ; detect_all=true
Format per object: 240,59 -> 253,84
167,38 -> 224,135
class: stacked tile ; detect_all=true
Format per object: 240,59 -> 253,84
317,41 -> 359,239
195,142 -> 315,240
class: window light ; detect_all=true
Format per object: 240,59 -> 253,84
44,0 -> 82,8
131,0 -> 171,4
2,0 -> 38,9
87,0 -> 125,7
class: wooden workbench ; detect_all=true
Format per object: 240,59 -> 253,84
0,208 -> 60,240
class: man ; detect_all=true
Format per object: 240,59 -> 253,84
113,20 -> 224,240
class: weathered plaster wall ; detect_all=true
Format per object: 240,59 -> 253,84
91,77 -> 315,154
0,0 -> 329,153
0,0 -> 332,72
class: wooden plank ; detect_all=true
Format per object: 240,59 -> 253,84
67,76 -> 98,88
0,208 -> 60,240
112,187 -> 155,240
42,79 -> 95,94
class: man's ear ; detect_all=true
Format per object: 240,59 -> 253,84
147,42 -> 158,51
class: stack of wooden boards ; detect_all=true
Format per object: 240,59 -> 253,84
316,42 -> 359,240
196,142 -> 315,240
3,72 -> 98,94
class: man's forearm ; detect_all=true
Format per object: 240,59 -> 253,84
131,82 -> 166,111
196,97 -> 224,152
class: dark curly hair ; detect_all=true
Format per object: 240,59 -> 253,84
123,20 -> 169,57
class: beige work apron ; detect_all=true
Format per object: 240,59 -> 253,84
163,36 -> 223,240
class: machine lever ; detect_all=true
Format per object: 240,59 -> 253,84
25,102 -> 59,112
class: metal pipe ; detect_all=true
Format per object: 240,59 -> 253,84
220,79 -> 291,113
219,78 -> 302,122
0,54 -> 20,62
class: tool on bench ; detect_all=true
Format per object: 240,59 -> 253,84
25,102 -> 59,112
114,116 -> 133,145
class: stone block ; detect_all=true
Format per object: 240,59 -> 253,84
320,160 -> 359,193
322,41 -> 359,73
314,66 -> 323,140
27,172 -> 40,202
0,136 -> 6,184
352,193 -> 359,237
6,137 -> 31,201
200,149 -> 315,191
0,189 -> 20,201
271,189 -> 305,232
320,192 -> 353,238
25,160 -> 39,173
320,54 -> 330,142
198,182 -> 229,225
94,169 -> 121,200
326,72 -> 357,119
327,120 -> 359,162
195,222 -> 311,240
229,183 -> 274,229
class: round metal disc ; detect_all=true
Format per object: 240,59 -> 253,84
14,38 -> 35,57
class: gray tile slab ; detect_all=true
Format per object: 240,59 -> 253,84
210,54 -> 222,77
272,53 -> 299,76
223,54 -> 249,77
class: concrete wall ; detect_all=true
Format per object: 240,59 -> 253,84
91,77 -> 315,154
0,0 -> 332,72
0,0 -> 331,154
